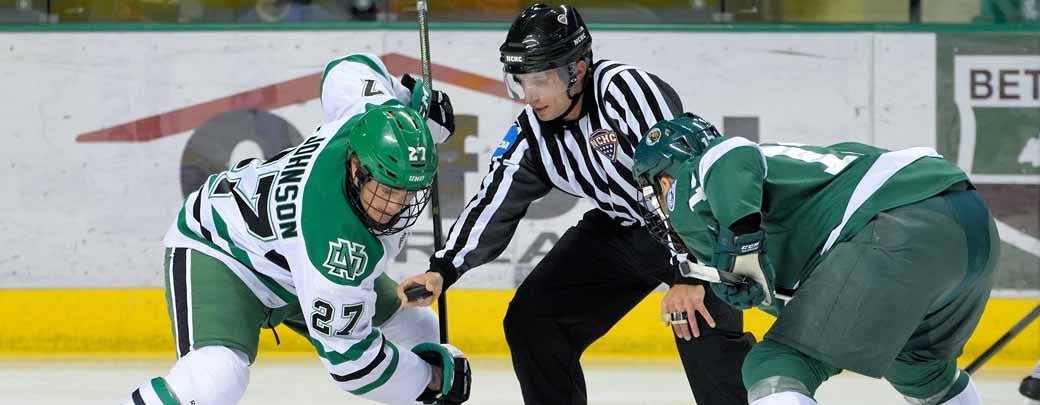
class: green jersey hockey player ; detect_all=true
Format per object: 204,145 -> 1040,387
124,63 -> 469,403
632,113 -> 998,405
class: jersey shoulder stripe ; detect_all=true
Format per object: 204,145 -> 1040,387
699,137 -> 765,188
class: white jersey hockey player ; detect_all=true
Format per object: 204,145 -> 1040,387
124,54 -> 468,405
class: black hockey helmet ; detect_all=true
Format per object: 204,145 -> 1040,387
500,4 -> 592,100
500,4 -> 591,74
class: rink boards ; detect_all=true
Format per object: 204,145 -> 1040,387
0,26 -> 1036,362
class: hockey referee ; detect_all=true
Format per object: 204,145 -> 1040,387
399,4 -> 753,404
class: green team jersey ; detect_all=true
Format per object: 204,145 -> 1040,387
162,54 -> 436,403
666,137 -> 970,292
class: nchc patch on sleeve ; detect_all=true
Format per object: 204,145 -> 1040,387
493,124 -> 520,158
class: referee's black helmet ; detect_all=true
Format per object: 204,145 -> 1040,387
499,4 -> 592,78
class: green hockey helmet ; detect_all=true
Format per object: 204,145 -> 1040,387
632,112 -> 722,191
344,104 -> 438,235
632,113 -> 723,251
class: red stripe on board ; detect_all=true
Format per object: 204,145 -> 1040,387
75,53 -> 515,143
76,74 -> 320,143
381,53 -> 512,100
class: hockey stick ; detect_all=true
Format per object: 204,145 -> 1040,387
680,261 -> 749,285
966,302 -> 1040,374
680,261 -> 796,302
416,0 -> 449,345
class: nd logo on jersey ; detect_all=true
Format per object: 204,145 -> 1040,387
323,239 -> 369,281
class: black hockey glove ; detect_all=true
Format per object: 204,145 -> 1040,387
412,343 -> 471,404
401,74 -> 455,143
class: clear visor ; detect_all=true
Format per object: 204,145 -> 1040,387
503,65 -> 570,100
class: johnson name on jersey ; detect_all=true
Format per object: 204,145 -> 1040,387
163,59 -> 437,402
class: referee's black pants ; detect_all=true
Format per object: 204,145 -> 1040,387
504,210 -> 753,405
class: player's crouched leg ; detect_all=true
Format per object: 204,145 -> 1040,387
125,345 -> 250,404
125,247 -> 270,404
885,358 -> 981,405
742,338 -> 839,405
381,306 -> 440,350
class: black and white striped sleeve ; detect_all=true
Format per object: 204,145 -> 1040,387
598,65 -> 684,144
429,122 -> 552,288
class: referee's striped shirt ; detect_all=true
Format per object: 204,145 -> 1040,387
431,59 -> 683,285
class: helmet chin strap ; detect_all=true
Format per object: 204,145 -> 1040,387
562,88 -> 583,120
545,76 -> 585,122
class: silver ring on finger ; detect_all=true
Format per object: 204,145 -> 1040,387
660,312 -> 689,324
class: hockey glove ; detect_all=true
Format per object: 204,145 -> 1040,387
402,74 -> 455,144
412,343 -> 471,404
709,228 -> 776,309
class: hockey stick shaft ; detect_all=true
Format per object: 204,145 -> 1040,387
416,0 -> 449,345
682,261 -> 752,286
965,302 -> 1040,374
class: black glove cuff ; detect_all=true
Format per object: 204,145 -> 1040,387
428,257 -> 461,290
414,350 -> 442,404
401,73 -> 417,91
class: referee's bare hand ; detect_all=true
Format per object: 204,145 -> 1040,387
397,272 -> 444,308
661,284 -> 716,340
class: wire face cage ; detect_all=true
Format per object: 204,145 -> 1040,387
346,165 -> 432,236
636,184 -> 690,256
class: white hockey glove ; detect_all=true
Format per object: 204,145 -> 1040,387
402,74 -> 455,144
412,343 -> 471,404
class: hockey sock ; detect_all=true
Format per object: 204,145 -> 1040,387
750,391 -> 817,405
125,377 -> 180,405
935,372 -> 981,405
125,346 -> 250,405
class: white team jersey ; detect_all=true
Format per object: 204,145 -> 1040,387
163,53 -> 433,404
320,53 -> 413,126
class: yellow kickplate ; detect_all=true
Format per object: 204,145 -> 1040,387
0,289 -> 1035,366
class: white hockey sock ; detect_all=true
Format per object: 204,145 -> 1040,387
125,377 -> 179,405
938,376 -> 981,405
125,346 -> 250,405
750,391 -> 818,405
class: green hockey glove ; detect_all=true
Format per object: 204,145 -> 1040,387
709,228 -> 776,309
402,74 -> 455,143
412,343 -> 471,404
